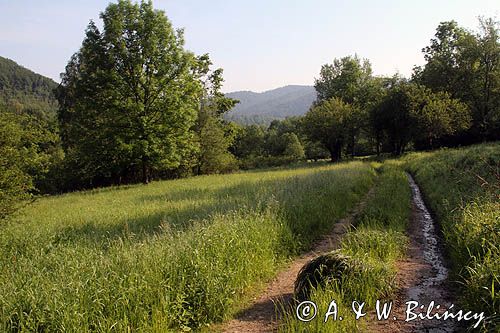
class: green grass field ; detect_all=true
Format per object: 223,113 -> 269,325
280,143 -> 499,332
1,143 -> 498,332
0,161 -> 376,331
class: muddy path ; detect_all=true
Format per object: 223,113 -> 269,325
368,174 -> 457,332
221,187 -> 375,333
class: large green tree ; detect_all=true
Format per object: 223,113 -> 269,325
408,85 -> 471,149
414,18 -> 500,141
302,97 -> 357,161
282,132 -> 305,160
233,125 -> 266,159
195,57 -> 239,174
370,83 -> 414,155
372,82 -> 470,154
57,0 -> 205,185
314,55 -> 381,156
366,75 -> 403,155
314,55 -> 373,105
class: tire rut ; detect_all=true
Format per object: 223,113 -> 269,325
367,174 -> 458,332
220,187 -> 376,333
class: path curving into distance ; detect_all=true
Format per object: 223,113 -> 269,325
222,174 -> 460,333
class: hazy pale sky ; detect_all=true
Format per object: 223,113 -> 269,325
0,0 -> 498,92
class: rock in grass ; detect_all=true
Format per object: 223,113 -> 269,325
294,251 -> 352,301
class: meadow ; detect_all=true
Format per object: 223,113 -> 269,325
280,143 -> 499,332
1,143 -> 498,332
0,161 -> 376,331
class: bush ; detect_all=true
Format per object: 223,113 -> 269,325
0,111 -> 33,218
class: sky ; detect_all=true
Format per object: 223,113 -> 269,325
0,1 -> 499,93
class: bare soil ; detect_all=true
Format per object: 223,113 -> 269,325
220,188 -> 375,333
220,174 -> 460,333
366,174 -> 457,333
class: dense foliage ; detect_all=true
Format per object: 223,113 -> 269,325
0,3 -> 498,220
232,117 -> 315,169
0,105 -> 61,218
56,1 -> 205,186
195,63 -> 239,175
414,18 -> 500,142
302,18 -> 499,161
0,56 -> 58,123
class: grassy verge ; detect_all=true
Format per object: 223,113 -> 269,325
0,161 -> 375,331
403,143 -> 500,331
280,162 -> 411,332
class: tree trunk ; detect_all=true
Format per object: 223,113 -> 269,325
142,157 -> 149,184
400,141 -> 406,155
394,141 -> 402,156
329,149 -> 337,163
351,134 -> 355,157
329,141 -> 343,162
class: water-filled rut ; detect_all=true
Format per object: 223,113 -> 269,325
407,174 -> 449,302
404,173 -> 457,333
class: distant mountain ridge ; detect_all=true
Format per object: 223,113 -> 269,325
0,57 -> 316,126
0,55 -> 58,121
225,85 -> 316,125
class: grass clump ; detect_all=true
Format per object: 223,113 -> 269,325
294,251 -> 353,301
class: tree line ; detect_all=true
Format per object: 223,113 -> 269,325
0,0 -> 498,218
306,18 -> 499,161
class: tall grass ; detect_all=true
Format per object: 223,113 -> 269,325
280,163 -> 411,332
0,161 -> 375,331
404,143 -> 500,331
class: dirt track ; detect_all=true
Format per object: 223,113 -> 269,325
367,174 -> 457,332
221,174 -> 459,333
221,188 -> 375,332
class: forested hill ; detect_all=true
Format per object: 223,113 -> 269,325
225,85 -> 316,125
0,56 -> 58,121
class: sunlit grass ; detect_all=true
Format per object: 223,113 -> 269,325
280,163 -> 411,332
404,142 -> 500,331
0,161 -> 376,331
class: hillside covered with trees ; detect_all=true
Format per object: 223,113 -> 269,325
0,57 -> 62,217
225,85 -> 316,125
0,56 -> 58,122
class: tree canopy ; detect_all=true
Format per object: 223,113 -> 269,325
414,18 -> 500,141
56,0 -> 207,186
303,97 -> 357,161
314,55 -> 373,105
